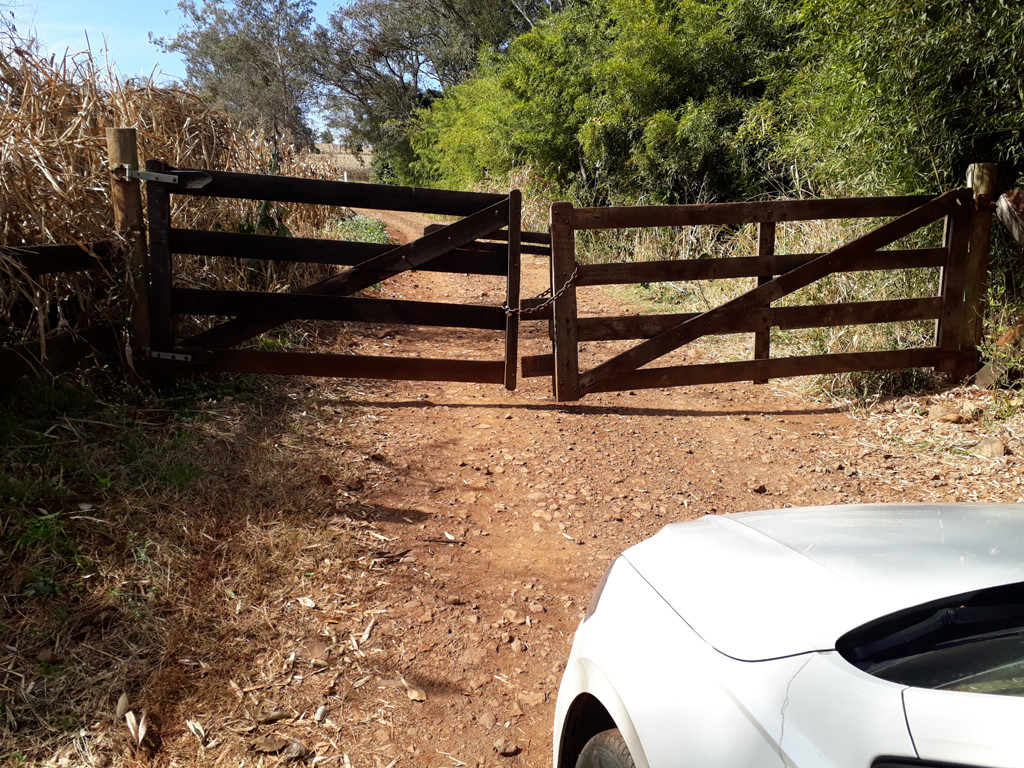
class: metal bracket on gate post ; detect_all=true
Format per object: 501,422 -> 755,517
118,165 -> 179,184
115,165 -> 213,189
148,349 -> 193,363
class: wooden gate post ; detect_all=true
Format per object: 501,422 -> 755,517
145,159 -> 175,352
957,163 -> 998,378
935,195 -> 973,373
504,189 -> 522,391
105,127 -> 150,350
753,222 -> 775,384
549,202 -> 580,401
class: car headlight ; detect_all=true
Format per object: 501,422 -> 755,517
584,558 -> 617,621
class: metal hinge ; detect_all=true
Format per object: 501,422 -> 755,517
149,350 -> 192,362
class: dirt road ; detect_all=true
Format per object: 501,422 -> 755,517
273,211 -> 1023,768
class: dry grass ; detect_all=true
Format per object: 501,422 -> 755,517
0,353 -> 406,767
1,40 -> 354,351
0,35 -> 405,768
309,146 -> 373,182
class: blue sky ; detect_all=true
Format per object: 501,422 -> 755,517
11,1 -> 190,81
9,1 -> 332,83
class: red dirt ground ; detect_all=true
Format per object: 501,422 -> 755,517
121,208 -> 1024,768
275,209 -> 1023,768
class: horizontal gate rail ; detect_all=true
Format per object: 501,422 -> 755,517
168,229 -> 529,272
566,195 -> 936,229
143,161 -> 523,387
575,247 -> 948,285
583,348 -> 951,393
164,167 -> 507,215
576,297 -> 944,341
171,289 -> 507,329
171,348 -> 506,383
2,241 -> 114,278
543,184 -> 986,401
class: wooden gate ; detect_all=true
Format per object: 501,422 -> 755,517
526,185 -> 991,401
140,161 -> 524,389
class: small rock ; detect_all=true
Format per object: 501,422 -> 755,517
252,735 -> 289,753
510,639 -> 526,653
300,641 -> 329,661
467,674 -> 490,691
37,648 -> 58,664
976,437 -> 1006,458
373,728 -> 390,743
279,739 -> 312,762
518,691 -> 545,707
961,405 -> 981,421
479,713 -> 497,730
494,739 -> 521,757
929,405 -> 965,424
746,480 -> 767,494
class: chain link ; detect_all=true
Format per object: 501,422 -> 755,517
503,264 -> 579,317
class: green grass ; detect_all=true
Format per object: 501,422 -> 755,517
0,375 -> 235,601
330,213 -> 391,244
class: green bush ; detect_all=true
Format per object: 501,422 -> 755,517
411,0 -> 795,204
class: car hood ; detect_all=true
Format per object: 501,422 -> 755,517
622,504 -> 1024,661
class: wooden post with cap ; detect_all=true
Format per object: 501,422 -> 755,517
105,127 -> 150,353
957,163 -> 998,378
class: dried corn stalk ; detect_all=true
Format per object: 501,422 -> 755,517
1,37 -> 345,350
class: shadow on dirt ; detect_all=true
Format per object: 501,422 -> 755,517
350,504 -> 432,524
345,399 -> 843,419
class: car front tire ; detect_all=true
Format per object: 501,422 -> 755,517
576,729 -> 635,768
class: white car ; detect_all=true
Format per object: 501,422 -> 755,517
554,504 -> 1024,768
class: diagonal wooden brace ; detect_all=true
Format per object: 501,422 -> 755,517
184,198 -> 510,349
579,188 -> 971,394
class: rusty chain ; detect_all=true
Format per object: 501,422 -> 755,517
503,264 -> 579,317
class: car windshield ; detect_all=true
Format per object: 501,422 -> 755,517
837,581 -> 1024,697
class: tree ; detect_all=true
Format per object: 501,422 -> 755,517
153,0 -> 318,148
313,0 -> 554,182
